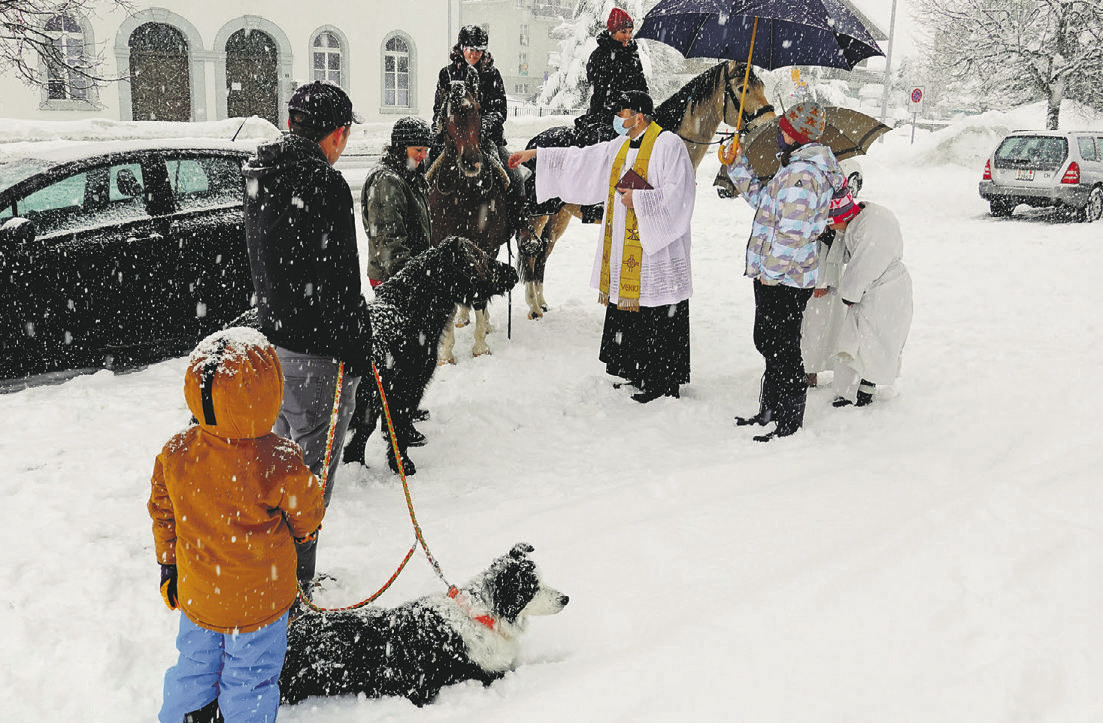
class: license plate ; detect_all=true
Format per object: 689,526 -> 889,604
1016,169 -> 1035,181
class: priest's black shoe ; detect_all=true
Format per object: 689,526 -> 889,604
631,385 -> 679,403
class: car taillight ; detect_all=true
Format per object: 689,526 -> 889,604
982,159 -> 992,181
1061,161 -> 1080,184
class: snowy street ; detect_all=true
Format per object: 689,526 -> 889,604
1,106 -> 1102,721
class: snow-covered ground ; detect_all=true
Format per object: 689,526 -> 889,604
2,103 -> 1102,722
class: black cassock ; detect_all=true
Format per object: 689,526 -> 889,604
599,299 -> 690,394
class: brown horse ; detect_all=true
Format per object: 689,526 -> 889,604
520,61 -> 776,320
427,68 -> 521,363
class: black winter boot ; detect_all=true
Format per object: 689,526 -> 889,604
856,380 -> 876,407
754,390 -> 806,442
735,376 -> 775,426
184,699 -> 223,723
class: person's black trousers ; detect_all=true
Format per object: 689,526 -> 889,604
753,280 -> 813,405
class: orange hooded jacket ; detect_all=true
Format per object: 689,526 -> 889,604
148,328 -> 325,633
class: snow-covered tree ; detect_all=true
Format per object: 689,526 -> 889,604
914,0 -> 1103,129
0,0 -> 128,89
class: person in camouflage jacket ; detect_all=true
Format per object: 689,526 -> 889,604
722,100 -> 845,441
363,117 -> 433,285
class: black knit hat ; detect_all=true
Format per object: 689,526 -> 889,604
288,81 -> 360,134
391,117 -> 432,148
617,90 -> 654,116
458,25 -> 488,50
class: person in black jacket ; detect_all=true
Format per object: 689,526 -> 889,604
573,8 -> 649,223
242,80 -> 371,596
432,25 -> 528,231
577,8 -> 649,148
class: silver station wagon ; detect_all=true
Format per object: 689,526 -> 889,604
979,130 -> 1103,221
0,139 -> 256,386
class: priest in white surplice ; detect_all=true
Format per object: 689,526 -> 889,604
509,90 -> 696,403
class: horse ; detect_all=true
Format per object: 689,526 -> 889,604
519,61 -> 777,320
427,67 -> 527,364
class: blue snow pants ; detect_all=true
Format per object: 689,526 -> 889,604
159,611 -> 288,723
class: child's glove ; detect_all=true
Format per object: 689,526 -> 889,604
159,564 -> 178,610
718,137 -> 740,166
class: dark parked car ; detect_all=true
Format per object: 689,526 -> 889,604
0,139 -> 256,385
979,130 -> 1103,221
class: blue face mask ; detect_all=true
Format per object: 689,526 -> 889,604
613,115 -> 633,137
777,131 -> 788,151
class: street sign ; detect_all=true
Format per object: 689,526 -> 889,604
908,87 -> 925,113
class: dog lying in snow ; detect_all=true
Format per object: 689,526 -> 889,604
280,543 -> 569,707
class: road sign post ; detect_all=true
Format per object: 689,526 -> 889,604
908,87 -> 924,144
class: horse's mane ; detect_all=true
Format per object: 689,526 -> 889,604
654,63 -> 727,132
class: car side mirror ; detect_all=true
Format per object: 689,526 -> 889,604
0,217 -> 36,245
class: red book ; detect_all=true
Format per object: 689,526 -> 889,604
616,168 -> 653,191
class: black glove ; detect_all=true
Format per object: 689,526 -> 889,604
160,564 -> 178,610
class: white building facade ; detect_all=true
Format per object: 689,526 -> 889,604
460,0 -> 572,102
1,0 -> 462,126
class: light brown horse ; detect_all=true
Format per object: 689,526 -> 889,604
427,68 -> 522,362
520,61 -> 776,320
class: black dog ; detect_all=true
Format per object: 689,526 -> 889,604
343,236 -> 517,474
280,543 -> 569,707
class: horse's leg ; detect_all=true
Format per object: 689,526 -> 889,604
455,303 -> 471,328
531,207 -> 576,314
472,303 -> 492,357
524,214 -> 551,319
438,308 -> 457,365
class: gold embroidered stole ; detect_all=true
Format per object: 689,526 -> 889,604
599,122 -> 663,311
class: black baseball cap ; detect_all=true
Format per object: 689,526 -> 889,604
618,90 -> 654,116
288,81 -> 361,133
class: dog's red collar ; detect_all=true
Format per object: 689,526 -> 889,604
448,586 -> 497,631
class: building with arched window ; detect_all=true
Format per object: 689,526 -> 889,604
1,1 -> 461,125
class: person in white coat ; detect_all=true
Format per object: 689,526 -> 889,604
822,186 -> 913,406
509,90 -> 696,403
801,227 -> 847,387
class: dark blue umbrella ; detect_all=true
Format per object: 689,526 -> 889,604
636,0 -> 884,71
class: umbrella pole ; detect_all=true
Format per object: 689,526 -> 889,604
734,17 -> 759,137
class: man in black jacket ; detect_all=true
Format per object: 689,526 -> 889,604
242,80 -> 371,595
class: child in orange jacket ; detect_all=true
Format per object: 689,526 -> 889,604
148,328 -> 325,722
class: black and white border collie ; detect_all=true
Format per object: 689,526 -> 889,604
280,543 -> 569,707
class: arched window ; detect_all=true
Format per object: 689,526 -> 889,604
383,35 -> 410,108
313,31 -> 342,86
44,15 -> 88,100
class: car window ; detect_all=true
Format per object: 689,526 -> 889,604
13,163 -> 150,237
164,156 -> 244,212
994,136 -> 1068,168
1076,136 -> 1098,162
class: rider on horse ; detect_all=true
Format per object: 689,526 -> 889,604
432,25 -> 529,238
576,8 -> 649,148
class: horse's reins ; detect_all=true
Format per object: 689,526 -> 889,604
294,361 -> 459,615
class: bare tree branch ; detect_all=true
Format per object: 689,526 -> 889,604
0,0 -> 132,90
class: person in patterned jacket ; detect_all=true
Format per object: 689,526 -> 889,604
721,99 -> 845,441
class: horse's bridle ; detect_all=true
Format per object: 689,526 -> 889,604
677,62 -> 774,147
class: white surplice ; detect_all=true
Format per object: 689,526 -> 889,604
534,127 -> 696,308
